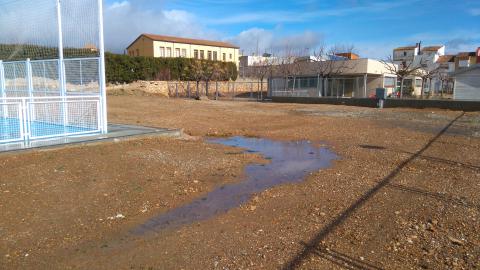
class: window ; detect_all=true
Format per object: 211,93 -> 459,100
194,50 -> 199,59
159,47 -> 165,57
384,77 -> 395,88
229,53 -> 232,60
175,48 -> 180,57
208,51 -> 212,60
403,51 -> 407,56
166,47 -> 172,57
181,49 -> 187,57
415,79 -> 422,87
459,60 -> 469,67
213,51 -> 217,61
222,53 -> 226,61
200,50 -> 205,59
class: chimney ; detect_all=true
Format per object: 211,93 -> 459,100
416,42 -> 422,54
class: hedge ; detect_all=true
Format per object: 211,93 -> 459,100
105,53 -> 238,84
0,44 -> 237,84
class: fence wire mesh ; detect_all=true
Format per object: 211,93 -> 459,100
0,102 -> 22,142
0,0 -> 107,143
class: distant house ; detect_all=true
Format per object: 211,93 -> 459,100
453,64 -> 480,100
455,51 -> 478,70
437,55 -> 455,73
420,45 -> 445,65
126,34 -> 240,67
393,44 -> 420,67
392,44 -> 447,96
335,52 -> 359,60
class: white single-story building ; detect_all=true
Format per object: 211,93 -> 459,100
268,58 -> 398,98
453,65 -> 480,100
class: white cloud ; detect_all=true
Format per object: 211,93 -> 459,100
109,1 -> 129,9
103,1 -> 216,53
469,8 -> 480,16
226,28 -> 323,55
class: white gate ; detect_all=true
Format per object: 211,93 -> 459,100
0,96 -> 101,143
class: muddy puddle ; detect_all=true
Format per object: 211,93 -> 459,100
132,136 -> 338,234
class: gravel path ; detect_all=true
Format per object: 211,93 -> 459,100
1,96 -> 479,269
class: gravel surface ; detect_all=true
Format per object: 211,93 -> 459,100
1,96 -> 479,269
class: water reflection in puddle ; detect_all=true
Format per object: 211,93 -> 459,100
132,136 -> 338,234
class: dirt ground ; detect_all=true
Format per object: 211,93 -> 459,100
1,96 -> 479,270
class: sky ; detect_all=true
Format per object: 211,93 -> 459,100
102,0 -> 480,59
1,0 -> 479,59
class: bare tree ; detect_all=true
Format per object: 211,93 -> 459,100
311,44 -> 355,97
251,56 -> 275,100
211,62 -> 227,99
183,60 -> 205,98
380,56 -> 424,98
276,45 -> 302,94
415,63 -> 441,99
437,72 -> 453,97
202,61 -> 215,97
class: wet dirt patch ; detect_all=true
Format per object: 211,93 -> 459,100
132,136 -> 338,234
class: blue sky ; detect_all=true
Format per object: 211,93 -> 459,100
103,0 -> 480,58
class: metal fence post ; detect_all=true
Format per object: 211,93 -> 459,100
0,60 -> 6,118
97,0 -> 108,133
232,81 -> 235,101
26,59 -> 33,99
215,81 -> 218,100
0,60 -> 5,99
175,82 -> 178,98
227,81 -> 230,98
56,0 -> 69,134
187,81 -> 190,98
21,98 -> 29,142
250,82 -> 253,99
79,59 -> 84,91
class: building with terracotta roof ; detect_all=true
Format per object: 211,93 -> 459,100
455,51 -> 478,69
393,44 -> 420,64
126,34 -> 240,67
420,45 -> 445,64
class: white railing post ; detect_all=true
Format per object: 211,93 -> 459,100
56,0 -> 68,134
0,60 -> 5,98
21,98 -> 29,142
26,58 -> 34,99
0,60 -> 7,118
98,0 -> 108,134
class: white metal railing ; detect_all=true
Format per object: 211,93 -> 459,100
0,96 -> 101,143
0,102 -> 24,143
1,57 -> 101,97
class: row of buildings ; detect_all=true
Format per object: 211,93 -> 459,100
125,33 -> 479,100
393,43 -> 480,99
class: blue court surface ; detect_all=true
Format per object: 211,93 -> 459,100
0,117 -> 97,141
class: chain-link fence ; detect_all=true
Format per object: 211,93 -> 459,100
0,0 -> 107,143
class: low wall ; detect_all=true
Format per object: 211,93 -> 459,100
107,80 -> 267,98
271,97 -> 480,111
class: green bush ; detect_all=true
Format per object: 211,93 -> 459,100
105,53 -> 237,84
0,44 -> 97,61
